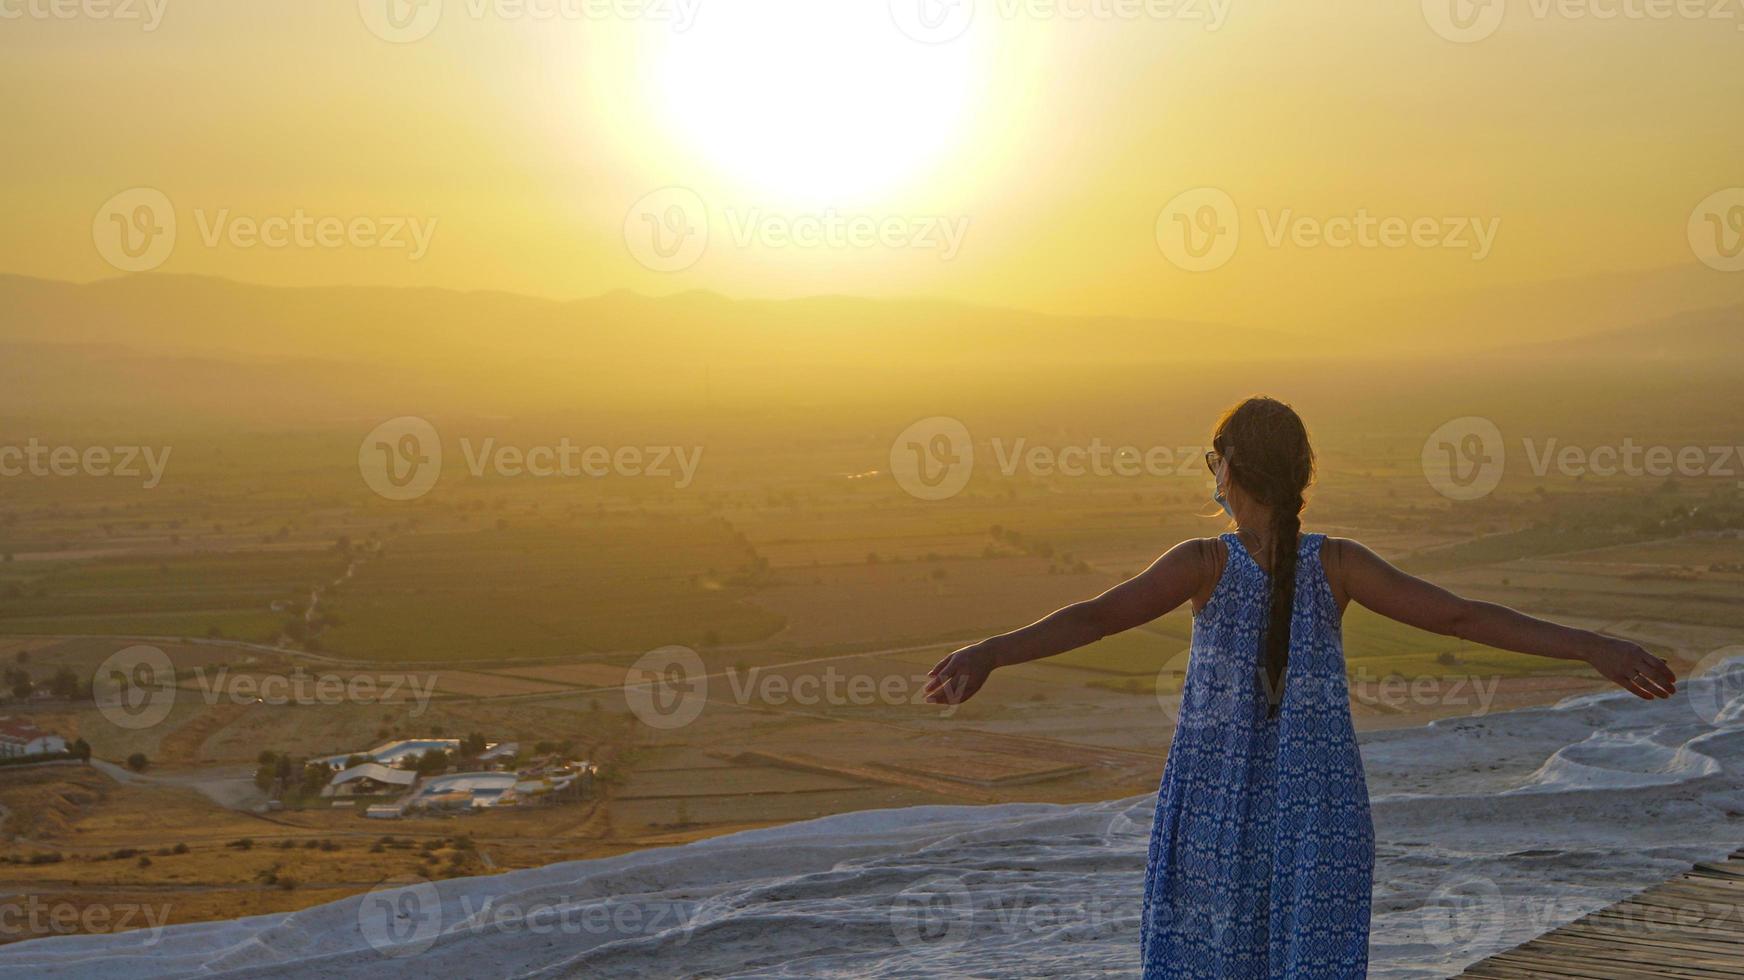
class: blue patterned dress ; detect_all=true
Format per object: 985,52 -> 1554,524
1140,532 -> 1373,978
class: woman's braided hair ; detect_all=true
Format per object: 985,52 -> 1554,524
1212,396 -> 1315,719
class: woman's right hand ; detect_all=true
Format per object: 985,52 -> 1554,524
924,641 -> 1000,706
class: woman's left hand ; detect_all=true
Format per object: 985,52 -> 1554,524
1586,638 -> 1677,700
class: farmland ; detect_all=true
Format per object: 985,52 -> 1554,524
2,405 -> 1742,943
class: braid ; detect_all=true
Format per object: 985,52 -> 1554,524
1262,495 -> 1303,718
1210,395 -> 1315,722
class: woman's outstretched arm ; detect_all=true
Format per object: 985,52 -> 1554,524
923,538 -> 1214,705
1328,538 -> 1677,700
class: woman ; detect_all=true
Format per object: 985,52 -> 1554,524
922,396 -> 1677,979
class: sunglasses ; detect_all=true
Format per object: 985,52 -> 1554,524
1205,449 -> 1225,474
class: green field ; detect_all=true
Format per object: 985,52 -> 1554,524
319,519 -> 786,661
0,550 -> 346,643
1,426 -> 1738,674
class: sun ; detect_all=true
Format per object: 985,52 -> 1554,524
648,3 -> 984,203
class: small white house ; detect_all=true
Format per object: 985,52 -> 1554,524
322,762 -> 418,798
0,718 -> 68,758
478,742 -> 519,768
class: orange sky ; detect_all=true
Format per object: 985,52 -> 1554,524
2,0 -> 1739,334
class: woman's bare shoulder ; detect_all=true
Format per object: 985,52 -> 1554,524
1183,535 -> 1226,566
1316,536 -> 1372,590
1160,535 -> 1225,559
1177,536 -> 1227,598
1318,537 -> 1395,589
1320,536 -> 1383,560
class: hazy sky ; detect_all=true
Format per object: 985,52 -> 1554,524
3,0 -> 1739,330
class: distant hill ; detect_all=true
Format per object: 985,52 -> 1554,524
1490,303 -> 1744,361
0,272 -> 1303,367
1345,263 -> 1744,353
0,272 -> 1736,426
0,273 -> 1313,423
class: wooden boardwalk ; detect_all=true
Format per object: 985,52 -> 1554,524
1458,847 -> 1744,979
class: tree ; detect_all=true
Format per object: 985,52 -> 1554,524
414,749 -> 450,775
126,753 -> 149,772
299,764 -> 330,797
272,754 -> 296,795
70,738 -> 91,762
49,667 -> 81,700
5,666 -> 29,700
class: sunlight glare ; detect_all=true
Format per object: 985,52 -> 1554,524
651,3 -> 983,203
